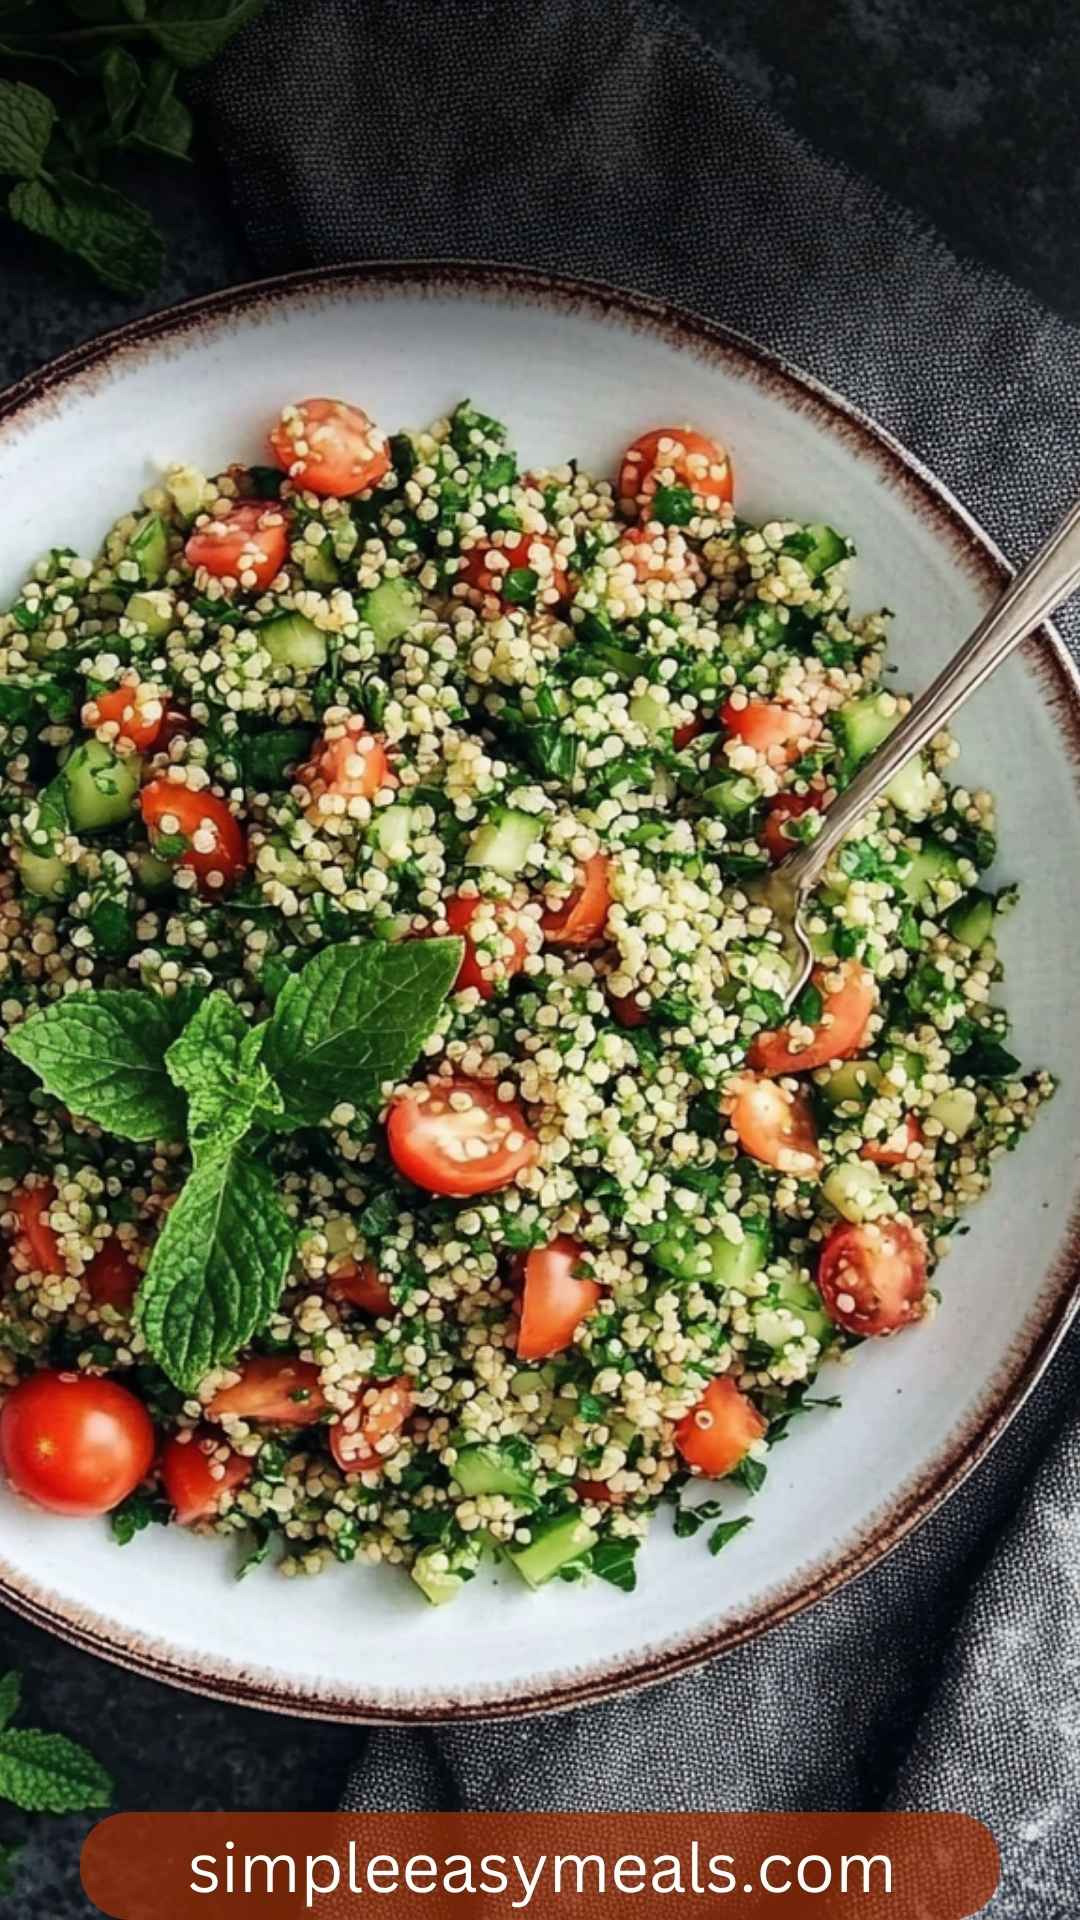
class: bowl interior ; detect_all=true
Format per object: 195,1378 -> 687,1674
2,271 -> 1079,1721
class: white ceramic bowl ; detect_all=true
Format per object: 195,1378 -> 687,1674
1,265 -> 1078,1723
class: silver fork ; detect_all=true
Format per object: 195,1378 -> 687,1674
763,499 -> 1080,1003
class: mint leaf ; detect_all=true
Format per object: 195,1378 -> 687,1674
708,1516 -> 753,1556
132,58 -> 192,159
263,937 -> 463,1129
592,1537 -> 638,1593
0,78 -> 53,176
148,0 -> 267,67
165,991 -> 280,1155
9,173 -> 164,296
0,1673 -> 19,1732
5,990 -> 185,1141
136,1143 -> 295,1392
0,1728 -> 112,1814
98,46 -> 142,140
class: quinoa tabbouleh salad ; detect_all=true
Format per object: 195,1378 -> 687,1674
0,397 -> 1052,1604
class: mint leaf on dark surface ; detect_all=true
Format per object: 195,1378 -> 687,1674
0,1728 -> 113,1814
9,171 -> 164,294
0,77 -> 53,175
136,1143 -> 295,1392
5,989 -> 185,1141
263,936 -> 463,1129
147,0 -> 266,67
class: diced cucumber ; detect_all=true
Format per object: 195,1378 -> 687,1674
819,1058 -> 882,1111
453,1443 -> 537,1501
653,1219 -> 769,1289
15,846 -> 72,901
127,513 -> 168,586
797,524 -> 848,580
628,692 -> 668,733
359,578 -> 421,648
947,890 -> 994,950
135,848 -> 174,893
703,774 -> 759,820
833,693 -> 898,767
300,534 -> 339,587
125,588 -> 175,638
371,804 -> 414,864
929,1087 -> 977,1138
62,740 -> 141,831
899,839 -> 962,906
410,1546 -> 465,1607
879,1046 -> 926,1089
754,1304 -> 816,1351
258,612 -> 328,671
465,806 -> 538,878
823,1159 -> 887,1223
808,923 -> 837,960
884,755 -> 935,821
507,1512 -> 598,1590
774,1273 -> 832,1345
372,911 -> 417,942
164,462 -> 208,521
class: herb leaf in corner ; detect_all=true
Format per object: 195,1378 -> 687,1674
165,990 -> 280,1154
262,937 -> 464,1129
0,77 -> 53,176
0,1728 -> 113,1815
9,172 -> 165,297
135,1143 -> 294,1393
5,989 -> 186,1141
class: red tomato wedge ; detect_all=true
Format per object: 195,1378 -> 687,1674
161,1431 -> 253,1524
330,1376 -> 414,1475
675,1375 -> 767,1477
575,1478 -> 626,1505
516,1237 -> 601,1361
0,1370 -> 154,1516
207,1355 -> 328,1426
457,530 -> 569,608
10,1184 -> 63,1275
750,961 -> 876,1076
140,778 -> 248,896
541,852 -> 612,947
720,696 -> 820,760
730,1076 -> 822,1176
817,1219 -> 928,1337
326,1258 -> 393,1315
84,1238 -> 139,1312
761,790 -> 821,863
83,683 -> 167,752
387,1077 -> 538,1198
443,895 -> 529,999
269,398 -> 391,498
298,718 -> 392,809
185,501 -> 288,591
860,1113 -> 924,1169
618,427 -> 733,516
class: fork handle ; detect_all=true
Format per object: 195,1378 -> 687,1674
779,498 -> 1080,895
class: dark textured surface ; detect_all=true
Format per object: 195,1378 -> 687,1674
1,2 -> 1079,1914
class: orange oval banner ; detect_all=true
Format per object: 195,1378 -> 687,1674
82,1811 -> 999,1918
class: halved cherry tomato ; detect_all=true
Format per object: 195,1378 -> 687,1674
326,1258 -> 393,1315
457,531 -> 569,609
761,790 -> 821,864
140,778 -> 248,896
817,1219 -> 928,1337
541,852 -> 612,947
575,1478 -> 626,1505
298,717 -> 392,812
330,1375 -> 413,1475
0,1370 -> 154,1516
516,1237 -> 601,1361
185,501 -> 288,591
207,1355 -> 328,1427
84,1238 -> 139,1312
83,683 -> 167,752
443,894 -> 529,999
388,1077 -> 538,1198
750,961 -> 876,1076
860,1112 -> 924,1169
608,986 -> 649,1028
269,397 -> 390,498
675,1375 -> 766,1477
10,1184 -> 62,1275
720,696 -> 819,760
618,426 -> 733,516
161,1430 -> 253,1524
730,1076 -> 822,1176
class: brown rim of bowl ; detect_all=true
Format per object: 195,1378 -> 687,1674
1,259 -> 1078,1726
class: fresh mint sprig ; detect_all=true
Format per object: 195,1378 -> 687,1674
0,1670 -> 112,1816
4,934 -> 463,1391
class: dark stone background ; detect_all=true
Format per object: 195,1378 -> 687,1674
1,1 -> 1077,1911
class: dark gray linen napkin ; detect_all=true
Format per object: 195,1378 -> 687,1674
200,3 -> 1080,1908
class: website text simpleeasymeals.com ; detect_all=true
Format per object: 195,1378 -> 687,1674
187,1841 -> 893,1908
